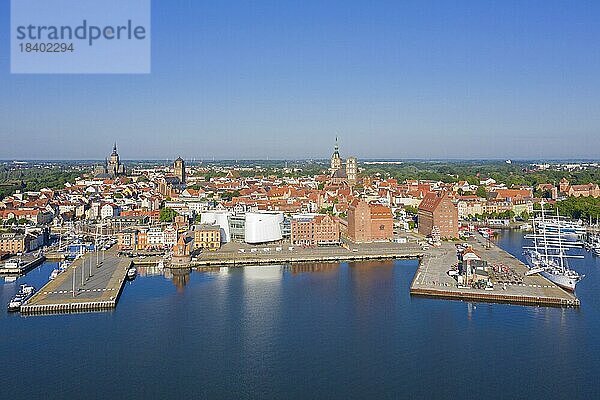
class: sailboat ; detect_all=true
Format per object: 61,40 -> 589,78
523,203 -> 584,291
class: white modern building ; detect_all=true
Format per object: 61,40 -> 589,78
244,212 -> 284,244
200,211 -> 232,243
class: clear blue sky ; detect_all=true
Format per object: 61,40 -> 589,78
1,0 -> 600,160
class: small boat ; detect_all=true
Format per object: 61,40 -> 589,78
49,268 -> 61,280
127,267 -> 137,280
59,260 -> 71,272
7,284 -> 36,312
4,276 -> 17,283
3,259 -> 22,269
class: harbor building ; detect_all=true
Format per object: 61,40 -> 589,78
117,229 -> 138,251
0,233 -> 27,254
347,199 -> 393,243
0,230 -> 47,254
172,233 -> 194,265
192,224 -> 221,250
418,191 -> 458,239
291,213 -> 340,246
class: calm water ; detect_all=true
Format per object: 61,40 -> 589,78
1,232 -> 600,399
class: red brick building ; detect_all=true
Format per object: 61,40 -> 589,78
291,214 -> 340,246
418,191 -> 458,239
369,204 -> 394,241
347,199 -> 393,243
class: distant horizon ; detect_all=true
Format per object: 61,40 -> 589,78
2,157 -> 599,164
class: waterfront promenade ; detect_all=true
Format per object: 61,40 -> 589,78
20,249 -> 131,315
190,241 -> 424,267
411,235 -> 580,307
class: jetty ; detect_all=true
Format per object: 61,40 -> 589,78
410,235 -> 580,307
20,249 -> 132,315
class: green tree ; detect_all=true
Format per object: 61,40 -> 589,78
476,186 -> 487,198
221,190 -> 241,201
404,205 -> 418,215
160,207 -> 177,222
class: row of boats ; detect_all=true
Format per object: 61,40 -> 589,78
585,233 -> 600,257
522,205 -> 592,292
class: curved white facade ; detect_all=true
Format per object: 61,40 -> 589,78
200,211 -> 231,243
245,212 -> 283,244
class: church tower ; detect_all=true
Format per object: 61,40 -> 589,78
346,157 -> 357,185
330,137 -> 342,173
174,156 -> 186,184
109,143 -> 120,175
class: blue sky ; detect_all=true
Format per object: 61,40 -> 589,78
1,0 -> 600,160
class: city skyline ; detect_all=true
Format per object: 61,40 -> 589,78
2,1 -> 600,159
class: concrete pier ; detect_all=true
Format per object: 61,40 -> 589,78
20,250 -> 132,315
410,236 -> 580,307
189,241 -> 424,267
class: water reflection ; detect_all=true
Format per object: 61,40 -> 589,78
137,264 -> 165,277
348,260 -> 395,293
243,265 -> 284,282
167,268 -> 191,291
137,264 -> 194,291
287,262 -> 339,275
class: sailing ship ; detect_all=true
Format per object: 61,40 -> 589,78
523,204 -> 584,291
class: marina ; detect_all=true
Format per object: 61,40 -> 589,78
19,249 -> 132,315
11,232 -> 585,315
410,234 -> 580,307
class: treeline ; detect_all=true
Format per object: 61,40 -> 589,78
551,197 -> 600,220
359,161 -> 600,188
0,166 -> 81,199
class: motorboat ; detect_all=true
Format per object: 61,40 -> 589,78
7,284 -> 36,312
127,267 -> 137,280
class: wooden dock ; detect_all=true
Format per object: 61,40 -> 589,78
410,236 -> 580,307
20,250 -> 132,315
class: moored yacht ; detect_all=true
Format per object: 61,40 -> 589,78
7,284 -> 36,312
